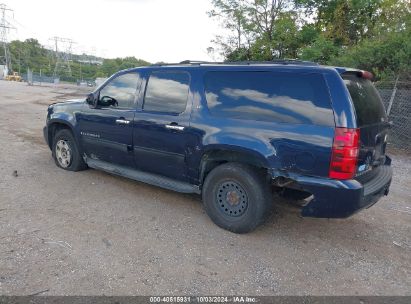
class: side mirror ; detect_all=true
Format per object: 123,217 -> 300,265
86,93 -> 97,107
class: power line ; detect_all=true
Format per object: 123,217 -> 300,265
49,36 -> 75,78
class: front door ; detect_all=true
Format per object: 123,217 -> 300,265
77,71 -> 141,167
133,70 -> 192,182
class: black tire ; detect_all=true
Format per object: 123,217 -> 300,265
52,129 -> 87,171
202,163 -> 272,234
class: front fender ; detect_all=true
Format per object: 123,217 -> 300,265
46,116 -> 79,150
48,112 -> 77,128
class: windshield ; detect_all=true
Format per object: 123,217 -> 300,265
343,74 -> 387,126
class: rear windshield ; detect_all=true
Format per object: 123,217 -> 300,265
343,74 -> 387,126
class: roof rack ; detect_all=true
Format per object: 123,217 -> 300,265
179,60 -> 213,64
150,59 -> 318,67
229,59 -> 319,66
150,60 -> 214,66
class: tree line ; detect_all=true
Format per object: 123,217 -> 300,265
207,0 -> 411,79
7,39 -> 149,82
5,0 -> 410,82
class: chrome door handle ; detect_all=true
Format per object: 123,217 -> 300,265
165,124 -> 185,131
116,119 -> 130,125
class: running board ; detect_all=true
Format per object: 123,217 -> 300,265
86,158 -> 200,194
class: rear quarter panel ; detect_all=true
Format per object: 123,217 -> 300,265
187,68 -> 336,182
323,68 -> 357,128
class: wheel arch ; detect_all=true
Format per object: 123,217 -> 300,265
47,120 -> 76,150
198,145 -> 270,186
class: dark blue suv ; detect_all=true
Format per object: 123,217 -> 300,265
43,60 -> 393,233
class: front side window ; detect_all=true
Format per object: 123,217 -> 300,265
204,71 -> 334,126
143,71 -> 190,114
98,72 -> 140,108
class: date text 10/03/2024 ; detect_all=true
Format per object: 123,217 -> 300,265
149,296 -> 257,303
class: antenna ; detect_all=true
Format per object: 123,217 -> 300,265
0,3 -> 15,73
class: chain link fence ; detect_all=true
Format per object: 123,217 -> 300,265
22,72 -> 57,85
375,78 -> 411,151
21,69 -> 95,87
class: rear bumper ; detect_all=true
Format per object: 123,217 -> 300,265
292,157 -> 392,218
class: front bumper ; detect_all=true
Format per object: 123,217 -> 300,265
43,125 -> 49,147
294,157 -> 392,218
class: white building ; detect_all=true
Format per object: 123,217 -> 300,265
0,65 -> 8,80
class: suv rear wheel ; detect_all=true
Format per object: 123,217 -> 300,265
202,163 -> 272,233
52,129 -> 87,171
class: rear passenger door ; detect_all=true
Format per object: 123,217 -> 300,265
133,70 -> 192,182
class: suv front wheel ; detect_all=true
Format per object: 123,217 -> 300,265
52,129 -> 87,171
202,163 -> 273,233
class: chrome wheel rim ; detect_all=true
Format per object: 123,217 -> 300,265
55,139 -> 72,168
216,181 -> 248,217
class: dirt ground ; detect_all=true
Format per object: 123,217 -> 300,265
0,80 -> 410,296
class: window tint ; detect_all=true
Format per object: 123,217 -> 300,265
343,74 -> 387,126
99,72 -> 140,108
144,71 -> 190,114
204,71 -> 333,125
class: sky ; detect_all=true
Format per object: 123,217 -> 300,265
2,0 -> 222,63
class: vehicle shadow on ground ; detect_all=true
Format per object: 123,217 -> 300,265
257,197 -> 391,251
33,142 -> 399,256
84,165 -> 386,249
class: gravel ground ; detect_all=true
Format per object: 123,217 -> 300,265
0,81 -> 410,296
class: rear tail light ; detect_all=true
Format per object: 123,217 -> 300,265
329,128 -> 360,180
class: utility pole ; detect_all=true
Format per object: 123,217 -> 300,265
79,61 -> 82,81
49,36 -> 75,78
17,49 -> 20,74
0,3 -> 15,74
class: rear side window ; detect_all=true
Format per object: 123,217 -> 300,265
144,71 -> 190,114
343,74 -> 387,126
204,71 -> 333,125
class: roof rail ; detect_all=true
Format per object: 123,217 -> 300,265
150,60 -> 213,66
222,60 -> 318,66
150,59 -> 318,67
179,60 -> 213,64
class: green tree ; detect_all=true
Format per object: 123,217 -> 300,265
331,17 -> 411,78
7,38 -> 150,81
299,35 -> 339,63
209,0 -> 298,60
98,57 -> 149,77
209,0 -> 411,78
298,0 -> 411,77
9,39 -> 52,75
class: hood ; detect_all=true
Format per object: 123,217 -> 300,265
48,99 -> 86,114
49,98 -> 86,107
